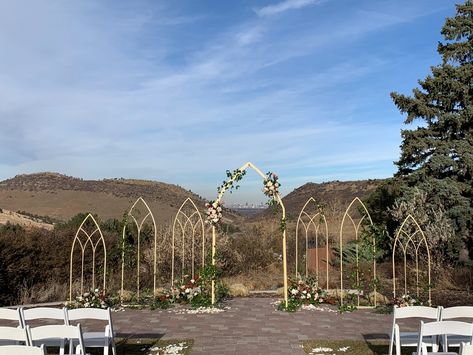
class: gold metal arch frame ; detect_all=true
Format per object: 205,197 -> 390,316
392,214 -> 432,305
171,198 -> 206,286
121,197 -> 157,301
339,197 -> 376,307
69,213 -> 107,302
295,197 -> 329,289
211,162 -> 288,306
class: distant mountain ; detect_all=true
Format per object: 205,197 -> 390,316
282,179 -> 383,218
0,173 -> 384,229
0,172 -> 206,224
253,179 -> 384,221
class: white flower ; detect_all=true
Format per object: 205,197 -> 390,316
266,181 -> 273,187
302,290 -> 307,294
212,202 -> 218,208
291,289 -> 299,295
185,288 -> 191,294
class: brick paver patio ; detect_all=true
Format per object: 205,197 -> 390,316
111,298 -> 403,354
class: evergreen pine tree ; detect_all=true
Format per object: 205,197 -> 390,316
390,1 -> 473,258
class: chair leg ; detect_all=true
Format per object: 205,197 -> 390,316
389,328 -> 394,355
395,329 -> 401,355
104,344 -> 109,355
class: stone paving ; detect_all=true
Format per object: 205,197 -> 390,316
110,298 -> 410,355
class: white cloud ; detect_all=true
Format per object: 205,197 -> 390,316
0,0 -> 449,203
255,0 -> 322,17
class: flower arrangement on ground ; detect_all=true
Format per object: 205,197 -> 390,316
67,288 -> 111,309
205,201 -> 223,225
278,276 -> 331,312
173,275 -> 203,305
263,172 -> 280,198
171,265 -> 227,309
393,293 -> 423,307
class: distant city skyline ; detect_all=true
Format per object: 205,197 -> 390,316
0,0 -> 457,203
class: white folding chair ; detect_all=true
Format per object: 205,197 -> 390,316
389,305 -> 441,355
66,308 -> 116,355
460,342 -> 473,355
21,307 -> 68,327
0,345 -> 46,355
0,325 -> 29,346
21,307 -> 68,349
0,308 -> 22,327
28,324 -> 85,355
415,321 -> 473,355
441,307 -> 473,349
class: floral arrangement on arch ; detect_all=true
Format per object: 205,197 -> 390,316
67,288 -> 111,309
205,201 -> 223,225
263,172 -> 280,198
393,293 -> 423,307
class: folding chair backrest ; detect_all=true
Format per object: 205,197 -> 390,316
21,307 -> 67,326
0,345 -> 46,355
460,342 -> 473,355
29,324 -> 85,354
0,309 -> 22,327
67,307 -> 114,335
394,306 -> 440,320
0,326 -> 29,343
421,320 -> 473,337
442,306 -> 473,320
418,321 -> 473,355
67,307 -> 110,322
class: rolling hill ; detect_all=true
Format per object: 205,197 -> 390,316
0,172 -> 383,230
0,172 -> 206,225
281,179 -> 383,219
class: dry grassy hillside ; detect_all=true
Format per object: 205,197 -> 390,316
282,179 -> 383,219
0,172 -> 206,224
0,209 -> 54,230
250,179 -> 384,244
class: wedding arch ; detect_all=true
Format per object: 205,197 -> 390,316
392,214 -> 431,305
208,162 -> 288,306
171,197 -> 206,286
69,213 -> 107,302
120,197 -> 157,301
339,197 -> 376,307
295,197 -> 329,288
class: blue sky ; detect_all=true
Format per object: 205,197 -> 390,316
0,0 -> 458,204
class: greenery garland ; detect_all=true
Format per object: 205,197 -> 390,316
206,167 -> 286,231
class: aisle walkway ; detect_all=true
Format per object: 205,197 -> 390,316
111,298 -> 399,355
